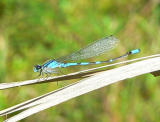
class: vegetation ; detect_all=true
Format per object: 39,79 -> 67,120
0,0 -> 160,121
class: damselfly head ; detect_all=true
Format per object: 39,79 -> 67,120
34,64 -> 42,72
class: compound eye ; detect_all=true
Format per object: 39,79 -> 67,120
37,65 -> 41,69
34,65 -> 41,69
34,65 -> 42,72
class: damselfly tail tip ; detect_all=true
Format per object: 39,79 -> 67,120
129,48 -> 140,55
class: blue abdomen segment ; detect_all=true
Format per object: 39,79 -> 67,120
79,62 -> 90,65
130,49 -> 140,54
60,62 -> 91,67
60,63 -> 78,68
95,61 -> 101,64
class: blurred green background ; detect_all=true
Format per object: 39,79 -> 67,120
0,0 -> 160,121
